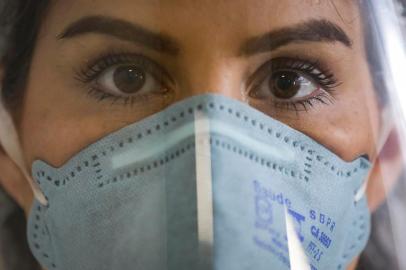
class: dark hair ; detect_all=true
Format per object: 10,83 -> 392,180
0,0 -> 50,110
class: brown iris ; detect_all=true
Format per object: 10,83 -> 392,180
270,71 -> 301,99
113,65 -> 146,94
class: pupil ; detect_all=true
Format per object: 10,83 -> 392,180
270,71 -> 301,99
113,65 -> 146,94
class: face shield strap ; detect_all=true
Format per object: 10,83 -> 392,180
0,92 -> 47,205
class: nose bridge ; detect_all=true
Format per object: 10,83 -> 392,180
178,52 -> 245,101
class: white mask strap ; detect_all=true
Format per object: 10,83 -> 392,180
0,93 -> 47,205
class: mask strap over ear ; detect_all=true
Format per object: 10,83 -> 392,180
354,105 -> 393,203
0,93 -> 47,205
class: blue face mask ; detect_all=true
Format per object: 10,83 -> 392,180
27,94 -> 371,270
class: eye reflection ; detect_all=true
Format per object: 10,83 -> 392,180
272,71 -> 306,99
75,52 -> 176,104
247,57 -> 339,111
95,64 -> 165,97
77,52 -> 337,111
251,70 -> 320,101
113,65 -> 146,94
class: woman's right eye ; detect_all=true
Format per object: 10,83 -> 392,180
95,64 -> 168,97
76,53 -> 174,102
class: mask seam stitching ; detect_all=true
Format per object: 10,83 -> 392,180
33,101 -> 370,192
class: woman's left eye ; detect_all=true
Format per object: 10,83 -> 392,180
247,58 -> 339,111
251,70 -> 320,101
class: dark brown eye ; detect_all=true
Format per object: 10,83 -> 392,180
250,68 -> 318,101
270,71 -> 301,99
113,65 -> 146,94
95,62 -> 167,97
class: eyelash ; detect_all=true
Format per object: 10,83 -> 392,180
248,57 -> 340,112
74,51 -> 173,105
75,51 -> 340,111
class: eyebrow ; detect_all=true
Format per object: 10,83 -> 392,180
58,16 -> 180,55
240,19 -> 352,56
58,16 -> 351,57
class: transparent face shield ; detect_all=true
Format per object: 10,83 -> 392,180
359,1 -> 406,269
0,0 -> 405,270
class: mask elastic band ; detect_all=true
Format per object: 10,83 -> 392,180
0,94 -> 47,205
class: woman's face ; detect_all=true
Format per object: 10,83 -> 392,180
1,0 -> 385,268
21,0 -> 379,165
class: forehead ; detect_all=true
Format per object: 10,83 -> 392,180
48,0 -> 360,39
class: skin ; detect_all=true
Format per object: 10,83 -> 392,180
0,0 -> 403,269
